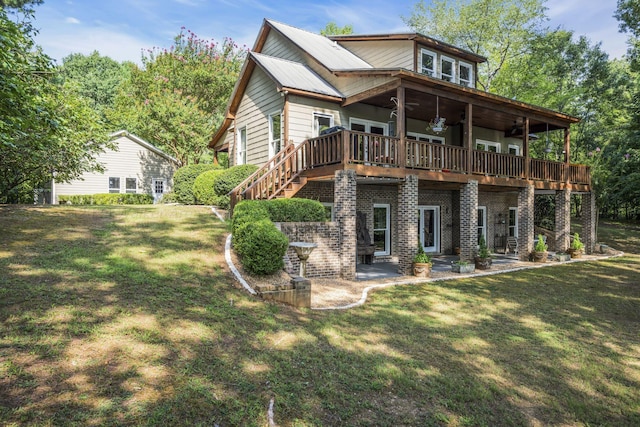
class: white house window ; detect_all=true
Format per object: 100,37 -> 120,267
477,206 -> 487,245
373,204 -> 391,256
459,61 -> 473,87
237,126 -> 247,165
109,177 -> 120,193
321,202 -> 335,221
125,178 -> 137,193
441,56 -> 455,82
313,112 -> 334,137
268,113 -> 282,158
508,144 -> 520,156
419,48 -> 437,77
509,207 -> 518,238
407,132 -> 445,144
476,140 -> 501,153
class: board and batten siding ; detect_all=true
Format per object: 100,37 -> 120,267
54,134 -> 178,203
340,40 -> 414,70
232,66 -> 283,167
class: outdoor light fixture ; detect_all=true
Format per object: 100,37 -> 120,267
428,96 -> 448,134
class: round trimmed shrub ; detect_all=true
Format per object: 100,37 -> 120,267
265,198 -> 326,222
173,164 -> 219,204
231,200 -> 269,235
193,169 -> 225,205
234,218 -> 288,275
213,164 -> 259,209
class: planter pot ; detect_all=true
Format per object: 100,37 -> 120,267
452,263 -> 475,274
532,251 -> 548,263
413,262 -> 432,278
555,253 -> 571,262
474,257 -> 492,270
567,248 -> 583,259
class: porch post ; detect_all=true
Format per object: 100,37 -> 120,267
397,86 -> 406,168
465,103 -> 473,174
523,117 -> 530,179
555,188 -> 571,252
564,128 -> 571,183
397,174 -> 418,275
335,169 -> 357,280
517,184 -> 535,261
459,180 -> 478,261
582,192 -> 597,254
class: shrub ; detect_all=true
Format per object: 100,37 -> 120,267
173,164 -> 219,204
193,169 -> 225,205
570,233 -> 584,251
231,200 -> 269,235
264,198 -> 326,222
212,164 -> 259,209
58,194 -> 153,205
159,192 -> 179,204
234,218 -> 289,275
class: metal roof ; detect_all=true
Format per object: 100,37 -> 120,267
267,20 -> 372,71
251,52 -> 343,98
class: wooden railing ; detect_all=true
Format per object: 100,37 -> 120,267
348,131 -> 400,166
529,158 -> 565,182
306,132 -> 343,167
472,150 -> 525,178
569,164 -> 591,185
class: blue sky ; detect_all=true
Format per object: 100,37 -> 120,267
31,0 -> 628,65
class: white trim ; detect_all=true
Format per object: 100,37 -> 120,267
508,144 -> 521,156
476,139 -> 501,153
125,177 -> 138,194
477,206 -> 487,245
373,203 -> 391,256
349,117 -> 389,135
152,178 -> 166,204
418,48 -> 437,77
312,112 -> 334,137
459,61 -> 474,87
440,55 -> 456,82
268,112 -> 282,159
407,132 -> 445,144
108,176 -> 120,193
509,207 -> 518,238
236,126 -> 247,165
321,202 -> 335,221
418,205 -> 440,253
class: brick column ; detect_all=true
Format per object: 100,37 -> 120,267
554,188 -> 571,252
459,180 -> 478,261
518,184 -> 535,261
582,192 -> 597,254
397,175 -> 419,275
335,169 -> 357,280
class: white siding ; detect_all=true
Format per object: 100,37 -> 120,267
340,40 -> 414,69
288,96 -> 343,144
54,135 -> 178,203
262,31 -> 306,63
231,67 -> 283,166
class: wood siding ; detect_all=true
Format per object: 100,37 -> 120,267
54,135 -> 178,202
262,30 -> 306,63
288,96 -> 343,144
340,40 -> 414,69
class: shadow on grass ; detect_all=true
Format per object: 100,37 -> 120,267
1,205 -> 639,426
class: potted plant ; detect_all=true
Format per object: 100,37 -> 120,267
452,259 -> 475,274
555,252 -> 571,262
474,234 -> 492,270
413,244 -> 432,277
532,234 -> 548,262
567,233 -> 584,258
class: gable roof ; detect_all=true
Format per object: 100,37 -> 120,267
261,20 -> 373,71
110,130 -> 181,166
251,52 -> 343,98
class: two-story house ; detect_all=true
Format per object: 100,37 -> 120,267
209,19 -> 594,280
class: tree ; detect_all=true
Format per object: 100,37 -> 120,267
402,0 -> 546,92
110,29 -> 246,165
320,22 -> 353,36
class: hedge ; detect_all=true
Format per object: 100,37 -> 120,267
234,218 -> 289,275
173,164 -> 219,204
193,169 -> 226,205
58,193 -> 153,205
264,198 -> 326,222
212,164 -> 259,209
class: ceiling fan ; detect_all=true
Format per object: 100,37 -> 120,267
389,96 -> 419,118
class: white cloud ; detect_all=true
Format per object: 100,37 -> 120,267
64,16 -> 80,24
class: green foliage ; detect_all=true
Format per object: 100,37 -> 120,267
58,193 -> 153,205
159,192 -> 179,204
172,164 -> 218,204
109,29 -> 246,165
320,22 -> 354,36
264,198 -> 326,222
192,169 -> 225,205
571,233 -> 585,251
212,164 -> 259,209
534,234 -> 548,252
231,200 -> 269,235
477,234 -> 491,258
413,244 -> 432,264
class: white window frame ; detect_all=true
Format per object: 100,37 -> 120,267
373,203 -> 391,256
476,139 -> 501,153
440,56 -> 455,82
236,126 -> 247,165
268,112 -> 282,159
418,205 -> 440,253
477,206 -> 487,246
321,202 -> 335,221
459,61 -> 474,87
509,207 -> 518,238
313,112 -> 334,137
407,132 -> 445,144
419,48 -> 437,77
108,177 -> 120,193
349,118 -> 389,135
125,177 -> 137,194
508,144 -> 521,156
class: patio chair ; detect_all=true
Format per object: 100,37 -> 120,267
506,236 -> 518,255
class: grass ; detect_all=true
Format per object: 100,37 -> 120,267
1,205 -> 639,426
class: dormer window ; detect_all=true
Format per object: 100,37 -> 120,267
419,49 -> 437,77
440,56 -> 455,82
459,61 -> 474,87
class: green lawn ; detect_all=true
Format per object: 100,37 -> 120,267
1,205 -> 639,426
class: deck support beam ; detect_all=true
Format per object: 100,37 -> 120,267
397,175 -> 419,275
459,180 -> 478,261
335,169 -> 357,280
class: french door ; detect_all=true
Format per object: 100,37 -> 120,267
418,206 -> 440,253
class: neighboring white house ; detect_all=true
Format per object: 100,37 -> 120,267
53,130 -> 180,204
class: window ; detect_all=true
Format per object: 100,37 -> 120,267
440,56 -> 455,82
459,62 -> 473,87
419,48 -> 437,77
350,118 -> 387,135
418,206 -> 440,253
509,207 -> 518,238
237,126 -> 247,165
407,132 -> 445,144
109,177 -> 120,193
373,204 -> 391,256
476,140 -> 501,153
508,144 -> 520,156
268,113 -> 282,158
477,206 -> 487,246
313,113 -> 334,137
321,202 -> 335,221
125,178 -> 137,194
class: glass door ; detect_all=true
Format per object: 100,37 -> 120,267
373,204 -> 390,256
418,206 -> 440,253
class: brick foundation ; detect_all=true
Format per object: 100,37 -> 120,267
518,184 -> 535,260
459,180 -> 478,261
555,188 -> 571,252
397,175 -> 418,275
582,192 -> 597,254
335,170 -> 357,280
